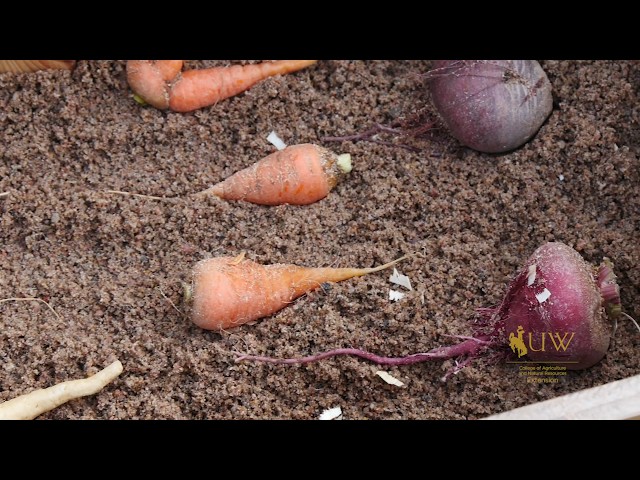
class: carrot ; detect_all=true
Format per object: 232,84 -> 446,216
0,60 -> 76,73
185,253 -> 407,331
126,60 -> 317,112
104,143 -> 352,205
197,143 -> 352,206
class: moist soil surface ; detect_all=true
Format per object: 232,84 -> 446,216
1,60 -> 638,419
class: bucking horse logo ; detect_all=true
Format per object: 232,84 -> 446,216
509,325 -> 528,358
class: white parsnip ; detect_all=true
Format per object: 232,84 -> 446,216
0,360 -> 123,420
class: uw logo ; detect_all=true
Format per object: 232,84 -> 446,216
509,326 -> 528,357
508,325 -> 575,358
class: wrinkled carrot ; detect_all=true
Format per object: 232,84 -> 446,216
185,253 -> 406,331
197,143 -> 352,206
126,60 -> 317,112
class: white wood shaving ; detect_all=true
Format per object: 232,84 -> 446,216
527,264 -> 537,286
319,406 -> 343,420
375,370 -> 405,387
266,131 -> 287,150
536,288 -> 551,303
389,268 -> 412,290
389,289 -> 405,302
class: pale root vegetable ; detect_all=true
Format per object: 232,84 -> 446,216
0,360 -> 123,420
0,60 -> 76,73
197,143 -> 352,206
237,242 -> 628,375
186,253 -> 406,331
126,60 -> 317,112
429,60 -> 553,153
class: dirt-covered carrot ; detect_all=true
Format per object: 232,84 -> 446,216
197,143 -> 352,206
104,143 -> 351,205
126,60 -> 317,112
185,253 -> 406,331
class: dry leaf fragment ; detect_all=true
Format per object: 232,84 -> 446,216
375,370 -> 405,387
389,289 -> 405,302
535,288 -> 551,303
319,406 -> 343,420
389,268 -> 412,290
267,131 -> 287,150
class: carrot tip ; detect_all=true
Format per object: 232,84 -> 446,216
193,184 -> 224,199
208,183 -> 224,197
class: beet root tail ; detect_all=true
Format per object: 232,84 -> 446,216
235,336 -> 493,368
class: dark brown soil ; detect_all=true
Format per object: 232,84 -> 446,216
1,60 -> 638,419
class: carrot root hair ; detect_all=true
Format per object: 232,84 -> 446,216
0,297 -> 62,322
310,255 -> 409,284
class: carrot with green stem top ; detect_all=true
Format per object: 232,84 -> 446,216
126,60 -> 317,112
197,143 -> 353,205
185,252 -> 407,331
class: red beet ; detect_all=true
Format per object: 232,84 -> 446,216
236,242 -> 624,376
490,242 -> 618,369
429,60 -> 553,153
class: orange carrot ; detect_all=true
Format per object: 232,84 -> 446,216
126,60 -> 317,112
197,143 -> 353,206
185,253 -> 406,331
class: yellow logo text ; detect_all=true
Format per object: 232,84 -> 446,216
509,326 -> 575,356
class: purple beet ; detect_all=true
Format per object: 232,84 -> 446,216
490,242 -> 618,369
429,60 -> 553,153
236,242 -> 626,377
